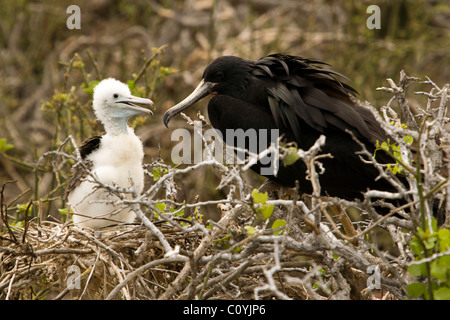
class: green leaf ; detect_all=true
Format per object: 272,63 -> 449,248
438,228 -> 450,240
431,259 -> 449,281
127,80 -> 136,92
251,189 -> 268,204
16,203 -> 31,215
430,217 -> 438,233
73,60 -> 85,69
283,147 -> 300,166
391,165 -> 399,175
434,287 -> 450,300
83,80 -> 99,94
174,208 -> 184,217
158,66 -> 176,76
10,220 -> 25,229
0,138 -> 14,153
438,229 -> 450,252
272,219 -> 286,235
408,262 -> 427,277
404,135 -> 414,145
155,203 -> 166,212
424,235 -> 438,250
58,208 -> 68,216
172,200 -> 186,217
438,255 -> 450,271
410,237 -> 424,256
407,282 -> 425,298
244,225 -> 257,236
261,205 -> 274,220
152,167 -> 167,181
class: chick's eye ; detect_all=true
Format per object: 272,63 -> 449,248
215,71 -> 225,80
113,93 -> 119,98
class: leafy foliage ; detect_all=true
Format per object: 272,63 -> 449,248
251,189 -> 274,221
407,218 -> 450,300
374,135 -> 414,175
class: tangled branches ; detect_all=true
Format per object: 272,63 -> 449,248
0,72 -> 448,300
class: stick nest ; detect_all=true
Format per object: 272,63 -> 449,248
0,221 -> 195,300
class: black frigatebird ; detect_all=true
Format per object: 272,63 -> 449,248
163,54 -> 403,202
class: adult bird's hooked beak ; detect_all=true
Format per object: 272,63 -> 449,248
163,79 -> 213,127
117,94 -> 155,116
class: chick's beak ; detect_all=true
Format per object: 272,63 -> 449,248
118,95 -> 154,116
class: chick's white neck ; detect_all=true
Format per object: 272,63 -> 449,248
101,115 -> 131,136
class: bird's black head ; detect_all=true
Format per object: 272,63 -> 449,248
202,56 -> 253,97
163,56 -> 254,127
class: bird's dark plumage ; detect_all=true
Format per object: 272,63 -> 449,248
78,135 -> 102,159
164,54 -> 403,202
64,135 -> 101,201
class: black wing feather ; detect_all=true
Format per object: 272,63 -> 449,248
64,135 -> 102,200
254,54 -> 384,144
79,135 -> 102,159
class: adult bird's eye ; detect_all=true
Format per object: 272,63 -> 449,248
113,93 -> 119,98
215,71 -> 225,80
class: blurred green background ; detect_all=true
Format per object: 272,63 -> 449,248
0,0 -> 449,221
